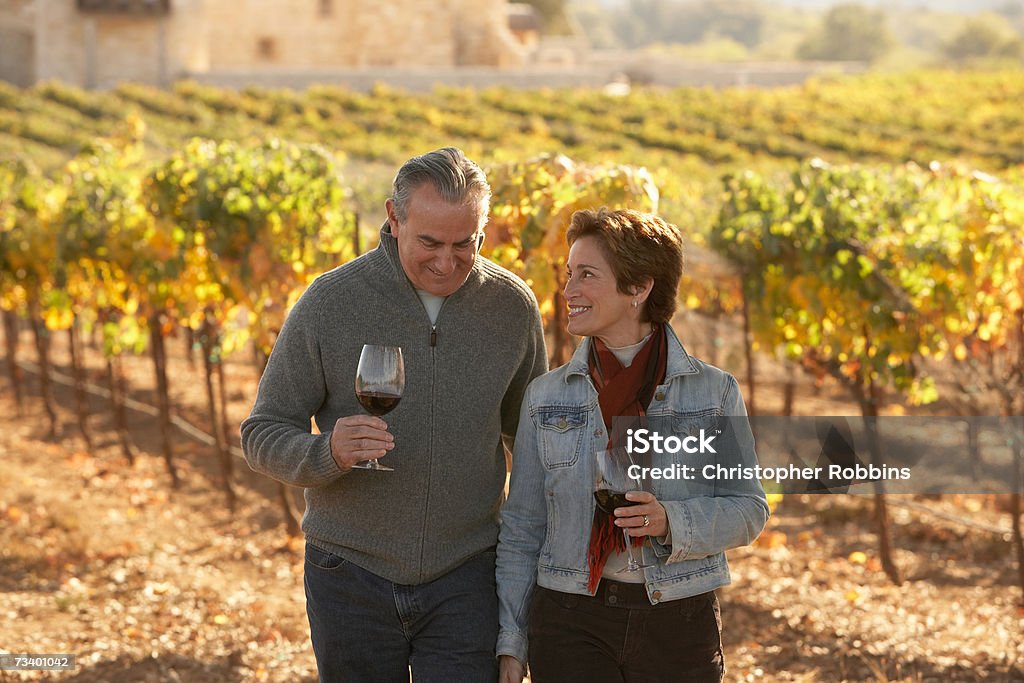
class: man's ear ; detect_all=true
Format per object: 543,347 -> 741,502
385,198 -> 400,235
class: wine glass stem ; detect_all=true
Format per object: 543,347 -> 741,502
623,528 -> 637,568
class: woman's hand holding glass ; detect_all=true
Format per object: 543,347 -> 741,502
614,490 -> 669,538
594,448 -> 653,572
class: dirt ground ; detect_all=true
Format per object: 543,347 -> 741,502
1,329 -> 1022,682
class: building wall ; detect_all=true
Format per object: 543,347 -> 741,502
205,0 -> 381,68
0,0 -> 33,34
0,0 -> 524,88
90,15 -> 162,86
0,0 -> 35,86
30,0 -> 87,86
0,26 -> 34,86
25,0 -> 208,88
448,0 -> 524,67
202,0 -> 521,70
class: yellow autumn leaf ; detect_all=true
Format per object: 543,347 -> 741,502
44,306 -> 73,331
848,551 -> 867,565
539,297 -> 554,317
754,530 -> 787,549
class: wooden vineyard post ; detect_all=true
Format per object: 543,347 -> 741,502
149,312 -> 180,488
27,299 -> 58,439
3,309 -> 24,416
200,310 -> 236,512
740,283 -> 756,416
67,318 -> 93,450
105,353 -> 136,465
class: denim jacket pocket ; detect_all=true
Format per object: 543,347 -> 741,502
647,411 -> 722,498
536,407 -> 588,469
671,410 -> 721,436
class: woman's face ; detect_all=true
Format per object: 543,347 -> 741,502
564,235 -> 642,347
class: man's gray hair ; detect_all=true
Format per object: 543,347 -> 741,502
391,147 -> 491,224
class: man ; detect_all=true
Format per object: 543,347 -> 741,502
241,147 -> 547,682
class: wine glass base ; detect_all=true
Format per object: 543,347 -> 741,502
351,460 -> 394,471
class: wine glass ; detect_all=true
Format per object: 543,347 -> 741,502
593,448 -> 652,572
352,344 -> 404,471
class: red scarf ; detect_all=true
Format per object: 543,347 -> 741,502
586,323 -> 668,592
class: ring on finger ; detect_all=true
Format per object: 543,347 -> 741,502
642,514 -> 650,527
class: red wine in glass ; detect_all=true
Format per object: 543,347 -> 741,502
593,489 -> 639,515
356,392 -> 401,416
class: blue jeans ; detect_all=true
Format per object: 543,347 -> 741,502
304,542 -> 499,683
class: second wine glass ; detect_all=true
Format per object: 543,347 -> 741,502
593,448 -> 652,572
352,344 -> 404,471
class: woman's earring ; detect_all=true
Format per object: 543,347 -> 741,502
632,299 -> 638,308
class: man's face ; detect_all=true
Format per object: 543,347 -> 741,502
386,183 -> 485,297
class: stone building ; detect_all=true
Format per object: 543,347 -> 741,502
0,0 -> 525,89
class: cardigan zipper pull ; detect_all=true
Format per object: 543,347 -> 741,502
430,328 -> 437,347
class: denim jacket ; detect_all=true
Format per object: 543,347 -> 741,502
496,325 -> 769,664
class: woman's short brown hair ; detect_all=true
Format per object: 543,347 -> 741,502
566,208 -> 684,324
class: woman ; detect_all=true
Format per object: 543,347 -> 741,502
496,208 -> 769,683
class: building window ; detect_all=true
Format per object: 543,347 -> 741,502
257,37 -> 277,61
318,0 -> 332,17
